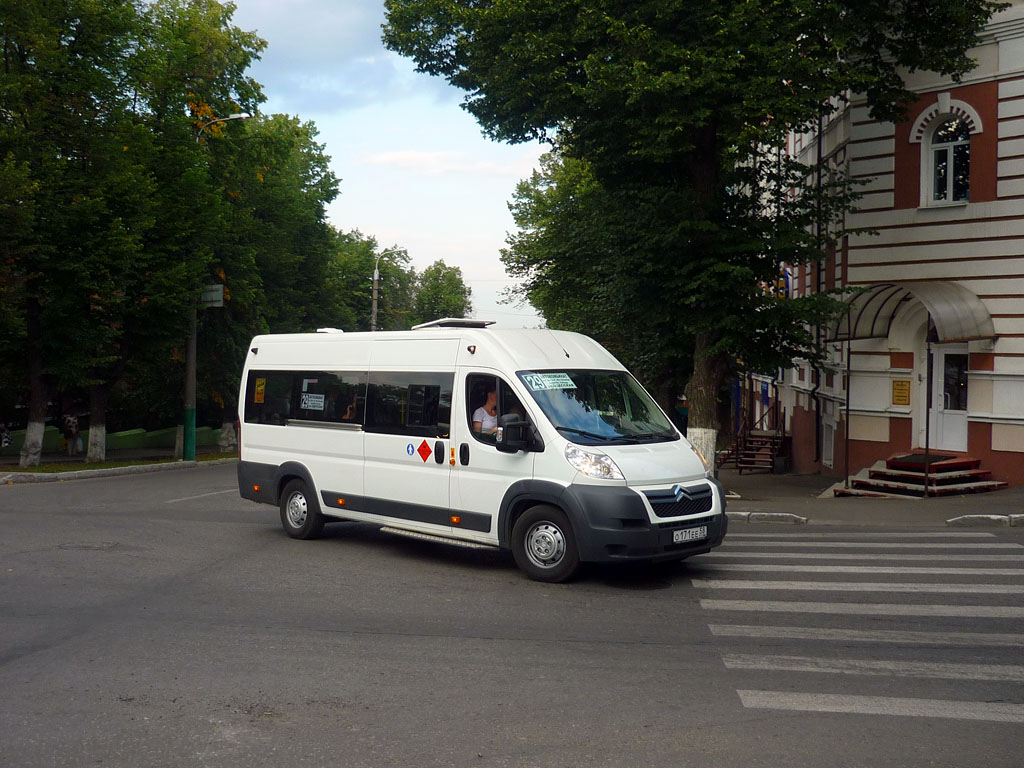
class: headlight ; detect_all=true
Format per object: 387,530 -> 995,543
693,446 -> 713,478
564,443 -> 624,480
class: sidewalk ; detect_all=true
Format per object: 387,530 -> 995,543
0,445 -> 235,484
719,467 -> 1024,527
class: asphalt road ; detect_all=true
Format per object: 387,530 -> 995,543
1,464 -> 1022,767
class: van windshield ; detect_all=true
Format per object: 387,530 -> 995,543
517,370 -> 678,445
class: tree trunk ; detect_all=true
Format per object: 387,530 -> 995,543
686,332 -> 728,467
86,383 -> 110,462
19,419 -> 45,468
680,129 -> 725,465
218,419 -> 237,452
19,298 -> 47,468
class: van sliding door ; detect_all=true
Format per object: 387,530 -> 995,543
362,369 -> 455,531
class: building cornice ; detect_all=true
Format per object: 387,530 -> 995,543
848,69 -> 1024,107
977,13 -> 1024,44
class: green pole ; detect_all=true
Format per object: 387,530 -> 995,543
183,302 -> 197,461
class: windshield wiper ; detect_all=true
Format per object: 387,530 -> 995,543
631,431 -> 677,442
555,425 -> 614,441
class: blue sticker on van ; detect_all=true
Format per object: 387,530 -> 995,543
406,443 -> 415,456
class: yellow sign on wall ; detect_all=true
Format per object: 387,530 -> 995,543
892,379 -> 911,406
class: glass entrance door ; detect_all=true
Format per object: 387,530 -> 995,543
932,349 -> 968,452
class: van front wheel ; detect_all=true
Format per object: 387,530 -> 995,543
280,479 -> 325,540
512,506 -> 580,583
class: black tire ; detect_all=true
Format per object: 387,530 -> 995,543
511,505 -> 581,583
279,479 -> 325,540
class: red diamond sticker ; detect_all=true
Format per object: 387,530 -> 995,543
416,439 -> 432,463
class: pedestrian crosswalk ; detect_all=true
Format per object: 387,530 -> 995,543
696,578 -> 1024,593
691,530 -> 1024,724
735,690 -> 1024,723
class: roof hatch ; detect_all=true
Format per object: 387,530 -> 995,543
412,318 -> 495,330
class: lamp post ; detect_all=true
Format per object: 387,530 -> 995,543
182,112 -> 251,461
370,247 -> 402,332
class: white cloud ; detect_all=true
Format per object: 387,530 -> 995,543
232,0 -> 453,112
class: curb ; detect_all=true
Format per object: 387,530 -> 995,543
1,457 -> 238,485
946,513 -> 1024,527
727,511 -> 808,525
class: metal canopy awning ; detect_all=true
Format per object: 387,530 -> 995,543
829,282 -> 996,344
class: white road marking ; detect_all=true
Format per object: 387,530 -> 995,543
701,552 -> 1024,561
737,690 -> 1024,723
700,599 -> 1024,618
165,489 -> 236,504
700,563 -> 1024,576
726,532 -> 997,539
719,542 -> 1023,549
693,579 -> 1024,594
724,654 -> 1024,681
708,624 -> 1024,647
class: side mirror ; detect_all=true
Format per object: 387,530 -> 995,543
496,421 -> 530,453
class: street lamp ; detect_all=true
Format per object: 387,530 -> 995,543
370,247 -> 402,332
182,112 -> 251,461
195,112 -> 251,143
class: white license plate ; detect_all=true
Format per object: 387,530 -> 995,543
673,526 -> 707,544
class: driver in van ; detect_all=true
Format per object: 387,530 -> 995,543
472,388 -> 499,434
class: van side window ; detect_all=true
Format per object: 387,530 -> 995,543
244,371 -> 293,425
365,372 -> 453,437
466,373 -> 526,445
244,370 -> 366,426
295,372 -> 366,423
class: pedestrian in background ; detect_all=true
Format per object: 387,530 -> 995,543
62,413 -> 81,457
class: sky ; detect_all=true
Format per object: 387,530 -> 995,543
228,0 -> 546,327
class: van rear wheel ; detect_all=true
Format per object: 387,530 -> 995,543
280,479 -> 325,540
512,505 -> 580,583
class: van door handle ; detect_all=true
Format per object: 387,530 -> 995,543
460,443 -> 470,466
434,440 -> 444,464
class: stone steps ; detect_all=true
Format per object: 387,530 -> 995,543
833,453 -> 1009,498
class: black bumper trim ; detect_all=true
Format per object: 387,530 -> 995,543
564,482 -> 728,563
320,491 -> 492,533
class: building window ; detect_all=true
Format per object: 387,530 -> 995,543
930,118 -> 970,203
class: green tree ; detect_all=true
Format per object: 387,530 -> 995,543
384,0 -> 1003,457
502,152 -> 694,406
329,235 -> 419,331
0,0 -> 149,465
0,155 -> 34,423
196,113 -> 339,441
132,0 -> 265,459
63,0 -> 266,462
413,260 -> 473,325
0,0 -> 267,464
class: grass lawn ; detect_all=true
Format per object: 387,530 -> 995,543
1,452 -> 233,473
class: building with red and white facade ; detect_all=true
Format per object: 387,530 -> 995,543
771,0 -> 1024,489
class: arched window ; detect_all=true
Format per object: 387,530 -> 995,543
931,118 -> 970,203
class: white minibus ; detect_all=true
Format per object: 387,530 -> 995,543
236,319 -> 727,581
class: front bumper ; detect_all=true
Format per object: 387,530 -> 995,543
564,479 -> 728,563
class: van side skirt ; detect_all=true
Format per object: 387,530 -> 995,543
320,492 -> 491,533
